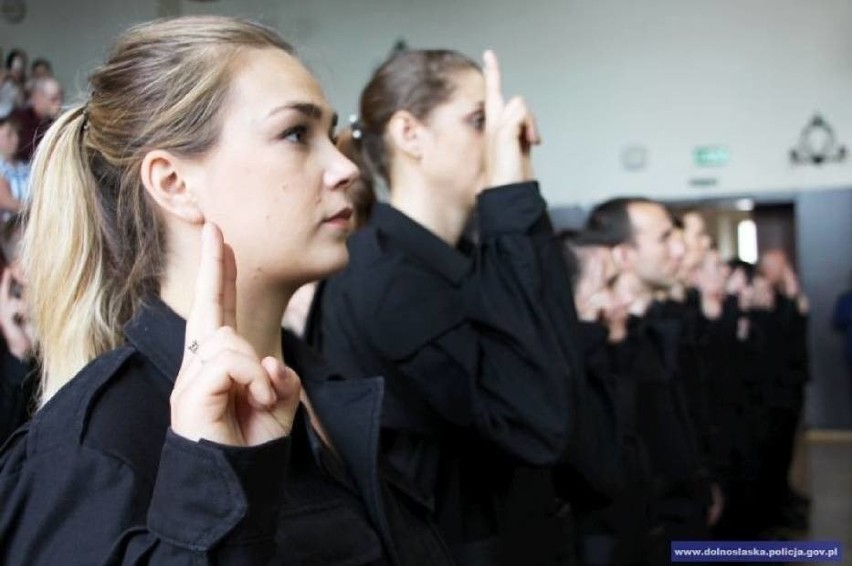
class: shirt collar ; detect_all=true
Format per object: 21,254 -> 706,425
122,296 -> 340,386
123,297 -> 186,382
369,202 -> 470,284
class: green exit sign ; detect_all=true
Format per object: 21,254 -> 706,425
694,145 -> 730,167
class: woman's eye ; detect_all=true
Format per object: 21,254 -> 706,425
470,113 -> 485,131
280,125 -> 308,143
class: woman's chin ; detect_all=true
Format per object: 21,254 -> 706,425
302,247 -> 350,283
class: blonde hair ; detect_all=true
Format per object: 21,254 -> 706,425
23,16 -> 293,402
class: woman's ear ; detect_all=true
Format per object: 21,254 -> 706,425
139,149 -> 204,224
385,110 -> 424,161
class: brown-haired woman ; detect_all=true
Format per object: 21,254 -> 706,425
308,50 -> 580,564
0,16 -> 454,565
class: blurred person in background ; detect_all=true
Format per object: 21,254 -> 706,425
585,197 -> 709,565
25,58 -> 54,98
311,47 -> 580,565
10,75 -> 63,162
0,49 -> 28,117
0,114 -> 30,213
557,231 -> 655,566
0,214 -> 36,444
751,249 -> 810,533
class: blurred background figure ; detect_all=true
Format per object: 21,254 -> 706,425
0,214 -> 36,445
0,49 -> 28,117
9,75 -> 63,162
0,114 -> 29,214
25,58 -> 53,98
29,58 -> 52,80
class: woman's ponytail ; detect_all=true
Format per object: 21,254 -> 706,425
22,106 -> 116,402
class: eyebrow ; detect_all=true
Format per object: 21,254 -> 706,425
267,102 -> 338,128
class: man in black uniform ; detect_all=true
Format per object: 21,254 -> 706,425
753,250 -> 810,532
556,231 -> 653,566
585,198 -> 710,565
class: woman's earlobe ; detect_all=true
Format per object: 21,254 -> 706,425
140,150 -> 204,224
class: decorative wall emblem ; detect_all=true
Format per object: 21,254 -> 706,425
790,114 -> 847,166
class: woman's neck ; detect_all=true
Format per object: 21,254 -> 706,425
160,255 -> 293,364
389,179 -> 472,246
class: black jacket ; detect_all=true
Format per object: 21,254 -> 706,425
308,183 -> 577,564
617,311 -> 708,527
0,336 -> 35,445
0,299 -> 454,565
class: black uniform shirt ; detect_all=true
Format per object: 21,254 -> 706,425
309,182 -> 578,563
0,298 -> 454,565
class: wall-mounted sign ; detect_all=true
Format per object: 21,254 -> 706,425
790,114 -> 847,166
694,145 -> 730,167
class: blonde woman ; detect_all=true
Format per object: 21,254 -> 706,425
0,17 -> 455,565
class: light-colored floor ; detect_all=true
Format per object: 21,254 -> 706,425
795,431 -> 852,565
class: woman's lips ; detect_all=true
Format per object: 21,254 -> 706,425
323,207 -> 353,228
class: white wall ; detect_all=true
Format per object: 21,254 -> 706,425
0,0 -> 157,98
3,0 -> 852,206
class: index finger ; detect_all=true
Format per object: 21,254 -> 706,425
0,268 -> 10,297
185,222 -> 225,348
483,50 -> 504,128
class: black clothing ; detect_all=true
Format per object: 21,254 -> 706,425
0,298 -> 454,565
663,295 -> 717,480
559,322 -> 648,566
711,296 -> 769,538
0,336 -> 35,445
309,183 -> 577,564
747,294 -> 809,531
553,321 -> 620,514
617,311 -> 708,564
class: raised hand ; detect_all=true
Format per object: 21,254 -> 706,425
482,50 -> 541,190
781,264 -> 801,298
170,222 -> 301,446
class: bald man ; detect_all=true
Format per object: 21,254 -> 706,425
10,76 -> 63,162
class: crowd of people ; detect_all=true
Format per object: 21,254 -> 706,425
0,15 -> 817,565
0,46 -> 63,447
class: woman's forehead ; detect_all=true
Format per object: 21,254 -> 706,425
229,48 -> 330,119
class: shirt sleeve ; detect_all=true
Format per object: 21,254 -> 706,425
360,183 -> 576,466
0,429 -> 290,565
